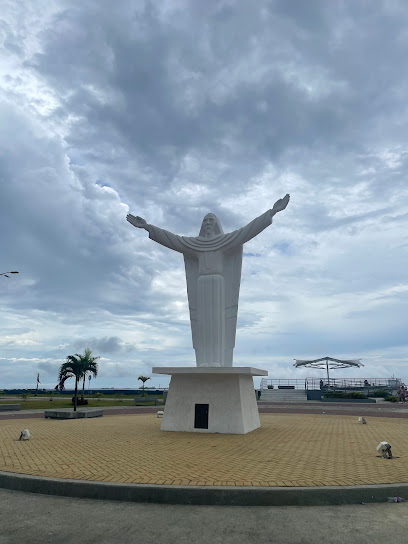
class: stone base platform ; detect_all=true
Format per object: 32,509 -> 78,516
44,409 -> 104,419
152,367 -> 267,434
0,404 -> 20,411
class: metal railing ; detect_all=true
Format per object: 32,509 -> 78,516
305,377 -> 401,391
260,379 -> 307,390
260,377 -> 402,392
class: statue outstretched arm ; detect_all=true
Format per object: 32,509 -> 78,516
230,194 -> 290,246
271,194 -> 290,217
126,214 -> 186,253
127,214 -> 149,230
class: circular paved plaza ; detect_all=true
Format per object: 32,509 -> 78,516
0,413 -> 407,487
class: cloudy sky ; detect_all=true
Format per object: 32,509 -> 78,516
1,0 -> 408,390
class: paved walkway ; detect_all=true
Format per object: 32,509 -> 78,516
0,412 -> 407,487
1,487 -> 408,544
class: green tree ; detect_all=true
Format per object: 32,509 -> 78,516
59,348 -> 99,411
138,376 -> 150,397
59,355 -> 83,411
79,348 -> 99,401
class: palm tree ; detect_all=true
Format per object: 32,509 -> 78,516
138,376 -> 150,397
59,355 -> 83,411
59,348 -> 99,411
79,348 -> 99,402
56,374 -> 70,392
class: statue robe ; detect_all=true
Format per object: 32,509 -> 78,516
147,209 -> 273,367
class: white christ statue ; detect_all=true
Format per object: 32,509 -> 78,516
127,194 -> 290,368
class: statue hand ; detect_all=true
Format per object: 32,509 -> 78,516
271,194 -> 290,215
127,214 -> 148,229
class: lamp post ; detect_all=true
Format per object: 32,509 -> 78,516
0,271 -> 19,278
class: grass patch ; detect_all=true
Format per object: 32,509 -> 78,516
0,399 -> 135,410
74,393 -> 164,399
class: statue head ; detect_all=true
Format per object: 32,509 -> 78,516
199,213 -> 224,238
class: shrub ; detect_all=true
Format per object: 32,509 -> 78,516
96,393 -> 102,401
323,392 -> 345,398
323,391 -> 368,399
370,389 -> 390,398
346,392 -> 366,399
72,397 -> 88,405
385,395 -> 398,403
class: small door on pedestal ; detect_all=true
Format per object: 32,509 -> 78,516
194,403 -> 209,429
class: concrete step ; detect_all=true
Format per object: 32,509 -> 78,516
261,399 -> 307,402
260,389 -> 307,402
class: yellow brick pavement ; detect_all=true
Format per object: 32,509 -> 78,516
0,413 -> 407,487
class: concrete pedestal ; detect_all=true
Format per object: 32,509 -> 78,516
152,367 -> 268,435
44,409 -> 104,419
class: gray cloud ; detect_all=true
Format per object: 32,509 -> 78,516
72,336 -> 133,355
1,0 -> 408,387
37,361 -> 60,375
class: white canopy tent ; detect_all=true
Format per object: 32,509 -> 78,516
293,356 -> 363,384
